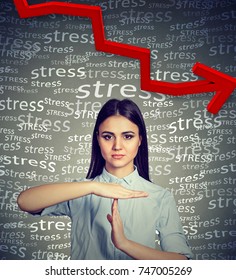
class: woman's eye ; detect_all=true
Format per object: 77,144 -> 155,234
103,135 -> 113,140
124,134 -> 134,140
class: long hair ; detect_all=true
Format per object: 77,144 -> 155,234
86,99 -> 150,181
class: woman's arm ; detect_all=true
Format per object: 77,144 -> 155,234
17,181 -> 148,214
107,199 -> 187,260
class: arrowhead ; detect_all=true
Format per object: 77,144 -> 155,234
193,63 -> 236,114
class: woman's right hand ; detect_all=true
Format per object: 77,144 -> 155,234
17,181 -> 148,214
92,182 -> 148,199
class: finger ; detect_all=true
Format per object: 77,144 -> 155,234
107,214 -> 112,224
111,199 -> 122,227
113,199 -> 118,209
107,200 -> 115,225
125,191 -> 149,198
110,199 -> 117,210
133,191 -> 149,197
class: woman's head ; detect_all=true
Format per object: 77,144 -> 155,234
86,99 -> 150,181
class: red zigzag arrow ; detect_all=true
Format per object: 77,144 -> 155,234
13,0 -> 236,114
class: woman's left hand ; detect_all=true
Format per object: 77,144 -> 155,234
107,199 -> 128,250
107,200 -> 188,260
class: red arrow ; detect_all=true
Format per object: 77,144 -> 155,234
13,0 -> 236,114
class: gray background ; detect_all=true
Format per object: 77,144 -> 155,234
0,0 -> 235,260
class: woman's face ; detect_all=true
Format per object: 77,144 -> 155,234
97,115 -> 142,177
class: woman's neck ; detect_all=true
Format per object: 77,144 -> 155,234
105,165 -> 135,178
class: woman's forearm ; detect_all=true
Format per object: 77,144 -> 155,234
119,239 -> 187,260
17,181 -> 95,213
17,181 -> 148,214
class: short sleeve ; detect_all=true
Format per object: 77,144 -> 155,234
157,191 -> 194,259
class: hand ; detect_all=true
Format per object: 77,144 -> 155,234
92,182 -> 148,199
107,199 -> 127,250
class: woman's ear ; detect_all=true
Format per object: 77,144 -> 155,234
139,135 -> 142,146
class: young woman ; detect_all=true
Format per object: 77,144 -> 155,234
17,99 -> 193,260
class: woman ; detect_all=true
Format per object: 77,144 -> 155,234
17,99 -> 193,260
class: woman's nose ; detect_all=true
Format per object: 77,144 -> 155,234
113,137 -> 122,151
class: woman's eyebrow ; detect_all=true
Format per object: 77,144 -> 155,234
122,131 -> 135,134
101,131 -> 114,135
101,131 -> 135,135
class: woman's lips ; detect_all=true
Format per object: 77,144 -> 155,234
112,154 -> 125,159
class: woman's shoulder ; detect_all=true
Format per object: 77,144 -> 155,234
138,176 -> 169,194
